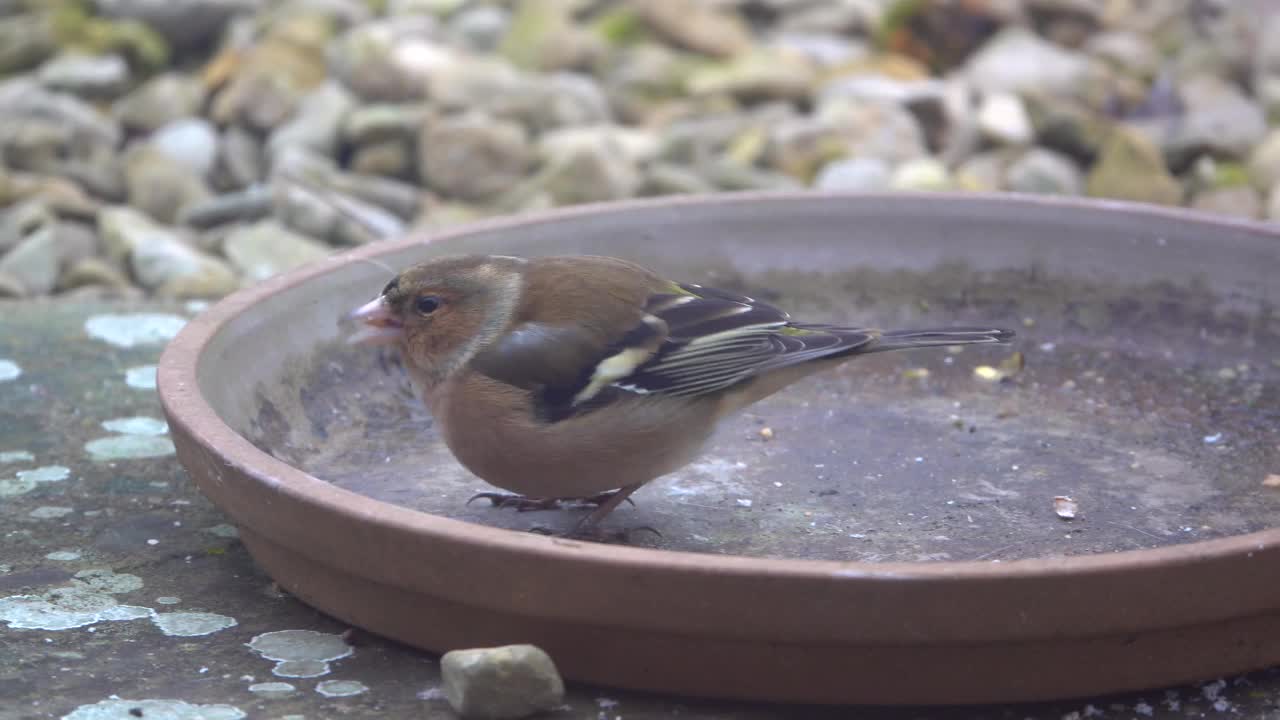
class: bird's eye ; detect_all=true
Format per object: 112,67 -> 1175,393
414,295 -> 442,315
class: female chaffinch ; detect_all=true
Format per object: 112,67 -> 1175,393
350,254 -> 1013,538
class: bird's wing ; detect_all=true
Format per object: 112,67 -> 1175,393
616,283 -> 877,399
473,280 -> 876,422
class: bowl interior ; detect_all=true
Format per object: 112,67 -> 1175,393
197,195 -> 1280,563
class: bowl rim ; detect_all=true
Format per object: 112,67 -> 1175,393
157,190 -> 1280,587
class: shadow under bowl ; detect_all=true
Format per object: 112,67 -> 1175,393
158,192 -> 1280,705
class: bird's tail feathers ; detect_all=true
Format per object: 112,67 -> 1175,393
863,327 -> 1015,354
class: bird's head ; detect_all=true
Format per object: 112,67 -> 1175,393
348,255 -> 525,384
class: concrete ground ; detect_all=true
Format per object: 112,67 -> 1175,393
3,301 -> 1279,720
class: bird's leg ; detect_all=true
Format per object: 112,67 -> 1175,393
466,488 -> 637,513
527,484 -> 659,542
572,484 -> 644,532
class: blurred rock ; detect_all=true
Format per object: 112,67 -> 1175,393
687,49 -> 816,102
890,157 -> 952,191
636,0 -> 752,58
768,99 -> 925,180
94,0 -> 255,49
344,104 -> 430,145
0,213 -> 58,295
272,177 -> 404,245
772,33 -> 870,69
441,644 -> 564,720
1086,126 -> 1181,205
114,73 -> 206,132
1086,31 -> 1159,80
215,126 -> 266,190
1255,13 -> 1280,117
1162,74 -> 1267,165
967,27 -> 1098,98
499,0 -> 600,72
418,112 -> 533,201
449,5 -> 510,53
98,206 -> 238,296
1247,129 -> 1280,192
223,219 -> 331,281
956,149 -> 1017,192
1004,147 -> 1083,195
351,139 -> 416,178
58,256 -> 134,293
267,81 -> 356,161
813,156 -> 892,191
527,126 -> 645,205
124,145 -> 212,224
1026,0 -> 1101,47
149,118 -> 220,177
328,17 -> 450,102
0,78 -> 122,151
37,53 -> 130,99
0,13 -> 55,74
210,13 -> 333,131
640,163 -> 717,196
976,92 -> 1033,146
1190,186 -> 1260,219
180,187 -> 273,228
1024,94 -> 1108,162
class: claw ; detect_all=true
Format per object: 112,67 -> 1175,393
465,490 -> 638,511
465,492 -> 558,511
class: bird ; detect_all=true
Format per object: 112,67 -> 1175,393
348,254 -> 1014,539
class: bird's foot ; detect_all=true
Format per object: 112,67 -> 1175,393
465,490 -> 636,513
466,492 -> 560,512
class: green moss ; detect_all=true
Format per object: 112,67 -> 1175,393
49,0 -> 170,72
1213,162 -> 1251,189
875,0 -> 927,49
592,6 -> 646,47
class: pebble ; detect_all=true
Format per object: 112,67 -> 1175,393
99,207 -> 238,296
267,81 -> 357,162
1005,148 -> 1084,195
0,220 -> 58,296
123,146 -> 213,225
419,113 -> 534,201
179,187 -> 274,229
114,72 -> 206,132
966,27 -> 1099,97
441,644 -> 565,720
1190,186 -> 1261,219
37,53 -> 131,98
813,157 -> 892,191
0,360 -> 21,382
891,158 -> 952,191
0,0 -> 1271,306
1086,126 -> 1182,206
637,0 -> 753,58
149,118 -> 221,178
223,220 -> 331,282
976,92 -> 1034,146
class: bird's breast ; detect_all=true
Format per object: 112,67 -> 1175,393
431,374 -> 720,498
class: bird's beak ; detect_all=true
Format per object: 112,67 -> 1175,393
346,296 -> 403,346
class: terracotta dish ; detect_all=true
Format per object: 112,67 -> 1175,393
159,193 -> 1280,704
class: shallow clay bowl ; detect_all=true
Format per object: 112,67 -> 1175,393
158,193 -> 1280,705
